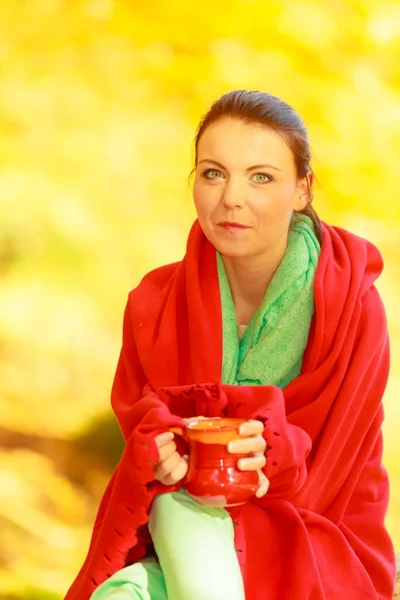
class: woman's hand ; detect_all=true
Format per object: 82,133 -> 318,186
153,431 -> 188,485
153,417 -> 207,485
227,419 -> 270,498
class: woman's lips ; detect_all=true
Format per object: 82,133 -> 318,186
217,221 -> 251,234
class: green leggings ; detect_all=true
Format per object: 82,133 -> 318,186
90,489 -> 245,600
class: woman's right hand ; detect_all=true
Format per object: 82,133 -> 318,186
154,431 -> 188,485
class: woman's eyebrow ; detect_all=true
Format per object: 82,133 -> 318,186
197,158 -> 282,172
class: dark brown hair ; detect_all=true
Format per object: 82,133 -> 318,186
193,90 -> 322,244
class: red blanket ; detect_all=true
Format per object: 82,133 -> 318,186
65,220 -> 396,599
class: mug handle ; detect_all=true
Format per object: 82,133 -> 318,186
169,426 -> 186,439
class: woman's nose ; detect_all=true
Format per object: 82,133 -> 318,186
221,180 -> 246,209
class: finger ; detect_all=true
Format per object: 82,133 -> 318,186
237,454 -> 267,471
154,451 -> 182,481
157,440 -> 177,463
255,471 -> 270,498
228,435 -> 266,455
162,456 -> 189,485
155,431 -> 174,447
238,420 -> 265,436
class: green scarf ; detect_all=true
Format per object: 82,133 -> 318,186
218,215 -> 321,388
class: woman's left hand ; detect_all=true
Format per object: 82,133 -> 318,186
228,419 -> 269,498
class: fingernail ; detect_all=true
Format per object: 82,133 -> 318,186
228,442 -> 234,452
239,426 -> 246,436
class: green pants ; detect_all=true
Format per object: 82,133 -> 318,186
90,489 -> 245,600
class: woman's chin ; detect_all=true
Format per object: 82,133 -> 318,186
202,228 -> 255,258
213,241 -> 253,259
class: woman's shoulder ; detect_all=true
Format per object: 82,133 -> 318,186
321,221 -> 384,276
322,221 -> 382,253
127,260 -> 182,305
320,221 -> 386,315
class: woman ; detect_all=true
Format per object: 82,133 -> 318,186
64,90 -> 396,599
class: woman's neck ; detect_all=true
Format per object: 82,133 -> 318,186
221,241 -> 287,325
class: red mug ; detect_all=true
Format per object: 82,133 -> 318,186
170,417 -> 259,507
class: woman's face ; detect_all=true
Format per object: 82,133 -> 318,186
193,118 -> 310,260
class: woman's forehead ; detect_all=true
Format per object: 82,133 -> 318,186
197,118 -> 295,170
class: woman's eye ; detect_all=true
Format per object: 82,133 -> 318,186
203,169 -> 224,179
252,173 -> 271,184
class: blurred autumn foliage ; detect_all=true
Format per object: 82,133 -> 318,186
0,0 -> 399,598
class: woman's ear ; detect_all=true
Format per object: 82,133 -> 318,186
294,171 -> 314,211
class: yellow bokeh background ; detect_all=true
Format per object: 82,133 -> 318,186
1,1 -> 399,598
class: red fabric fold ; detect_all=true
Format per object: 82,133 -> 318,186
64,220 -> 396,600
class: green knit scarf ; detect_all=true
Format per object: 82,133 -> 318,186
218,215 -> 321,388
